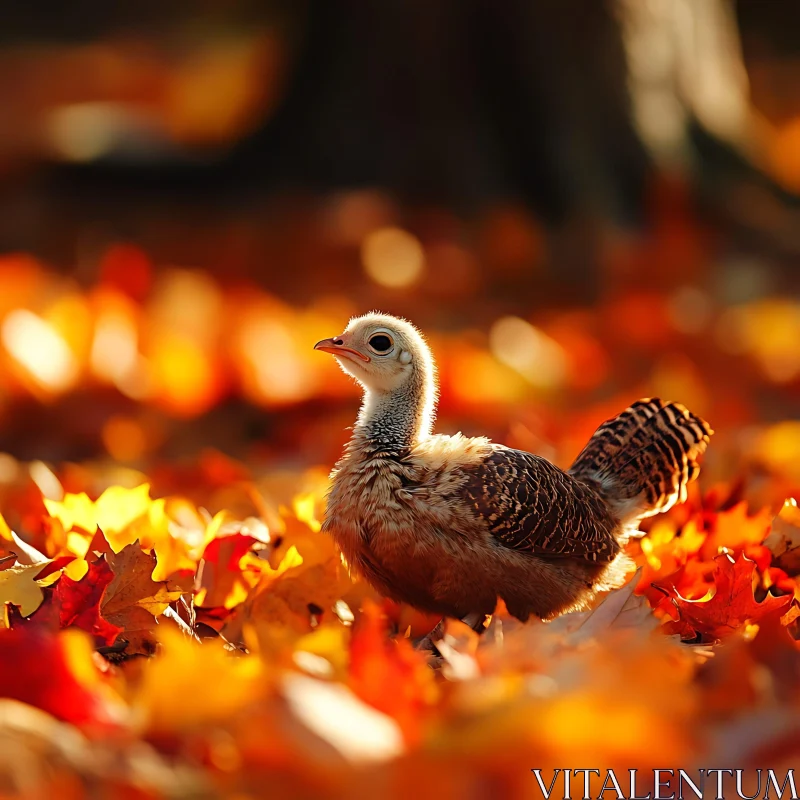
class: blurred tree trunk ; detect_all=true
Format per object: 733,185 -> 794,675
239,0 -> 650,225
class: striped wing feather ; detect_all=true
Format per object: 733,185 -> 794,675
460,446 -> 620,563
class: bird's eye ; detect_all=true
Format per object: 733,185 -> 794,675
367,334 -> 393,354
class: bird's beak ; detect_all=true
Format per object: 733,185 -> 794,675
313,337 -> 371,362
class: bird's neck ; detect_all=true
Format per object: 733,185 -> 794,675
353,368 -> 435,454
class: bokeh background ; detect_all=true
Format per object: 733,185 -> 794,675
3,6 -> 800,797
1,0 -> 800,504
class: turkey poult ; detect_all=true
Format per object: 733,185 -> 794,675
315,312 -> 712,627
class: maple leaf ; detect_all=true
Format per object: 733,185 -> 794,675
100,543 -> 190,655
233,545 -> 355,655
54,557 -> 121,646
641,555 -> 714,614
44,485 -> 152,547
657,553 -> 792,641
44,485 -> 192,579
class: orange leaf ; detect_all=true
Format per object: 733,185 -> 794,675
658,553 -> 792,640
701,502 -> 772,560
348,600 -> 436,745
100,543 -> 189,655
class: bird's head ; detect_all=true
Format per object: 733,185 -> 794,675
314,312 -> 434,395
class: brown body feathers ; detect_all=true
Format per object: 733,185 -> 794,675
316,314 -> 712,623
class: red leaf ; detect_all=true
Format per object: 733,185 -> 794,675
0,629 -> 114,727
196,533 -> 258,609
33,555 -> 77,583
658,553 -> 792,640
55,558 -> 121,646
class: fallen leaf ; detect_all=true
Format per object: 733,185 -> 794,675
133,627 -> 265,734
9,530 -> 49,565
0,562 -> 50,625
100,543 -> 190,655
196,532 -> 261,610
348,600 -> 437,745
701,502 -> 773,559
236,546 -> 353,655
638,518 -> 706,591
55,557 -> 121,646
0,629 -> 118,726
282,672 -> 404,764
572,570 -> 660,639
658,553 -> 792,640
45,485 -> 152,548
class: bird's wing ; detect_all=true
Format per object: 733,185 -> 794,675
459,446 -> 620,563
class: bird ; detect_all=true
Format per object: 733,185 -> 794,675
314,312 -> 712,629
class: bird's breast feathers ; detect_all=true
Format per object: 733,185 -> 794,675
323,433 -> 493,556
322,434 -> 503,614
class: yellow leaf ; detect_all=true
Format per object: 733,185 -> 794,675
270,544 -> 303,577
66,531 -> 91,559
95,484 -> 153,531
135,627 -> 266,733
0,563 -> 47,625
138,583 -> 186,616
292,493 -> 322,533
44,484 -> 156,553
63,558 -> 89,581
239,550 -> 350,656
43,492 -> 96,534
150,500 -> 219,582
36,569 -> 64,588
294,624 -> 351,677
271,514 -> 335,570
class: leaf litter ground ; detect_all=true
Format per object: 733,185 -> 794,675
1,457 -> 800,798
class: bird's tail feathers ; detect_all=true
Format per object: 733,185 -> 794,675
569,398 -> 712,524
